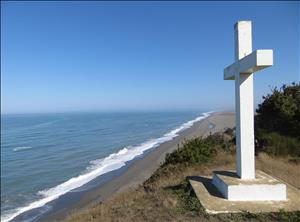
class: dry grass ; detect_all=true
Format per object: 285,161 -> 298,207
64,149 -> 299,222
256,152 -> 300,189
64,152 -> 235,222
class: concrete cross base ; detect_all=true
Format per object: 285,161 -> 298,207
188,171 -> 300,214
212,170 -> 286,201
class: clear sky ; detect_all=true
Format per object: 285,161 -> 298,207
1,1 -> 299,114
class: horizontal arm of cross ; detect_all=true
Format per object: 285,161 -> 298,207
224,49 -> 273,80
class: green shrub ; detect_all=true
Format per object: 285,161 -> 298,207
255,82 -> 300,139
276,209 -> 300,222
255,82 -> 300,157
256,130 -> 300,157
163,135 -> 221,166
163,134 -> 235,167
224,127 -> 235,137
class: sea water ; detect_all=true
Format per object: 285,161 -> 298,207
1,111 -> 211,221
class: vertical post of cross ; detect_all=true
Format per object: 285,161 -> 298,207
234,21 -> 255,179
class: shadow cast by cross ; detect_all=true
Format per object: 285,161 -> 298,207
187,176 -> 224,199
212,170 -> 238,178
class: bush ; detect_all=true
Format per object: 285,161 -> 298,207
255,82 -> 300,139
163,134 -> 228,166
224,127 -> 235,137
256,130 -> 300,157
255,82 -> 300,157
276,209 -> 300,222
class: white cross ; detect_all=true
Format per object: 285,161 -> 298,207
224,21 -> 273,179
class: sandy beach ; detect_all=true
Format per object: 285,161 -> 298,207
39,112 -> 235,221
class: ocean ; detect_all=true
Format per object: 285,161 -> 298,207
1,111 -> 210,222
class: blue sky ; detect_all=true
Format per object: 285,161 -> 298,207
1,1 -> 299,114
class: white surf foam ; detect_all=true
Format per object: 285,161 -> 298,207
13,146 -> 33,152
1,111 -> 213,222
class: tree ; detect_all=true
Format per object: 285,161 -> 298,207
255,82 -> 300,139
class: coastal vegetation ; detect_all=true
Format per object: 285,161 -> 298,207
65,82 -> 300,222
65,131 -> 300,222
255,82 -> 300,159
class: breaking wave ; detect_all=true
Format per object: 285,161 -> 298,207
1,111 -> 213,222
13,146 -> 33,152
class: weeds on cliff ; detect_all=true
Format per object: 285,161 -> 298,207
163,136 -> 216,166
144,133 -> 235,192
65,131 -> 300,222
163,134 -> 234,167
276,209 -> 300,222
166,179 -> 203,215
214,210 -> 300,222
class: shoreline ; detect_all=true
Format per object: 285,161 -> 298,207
39,111 -> 235,222
8,111 -> 235,222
